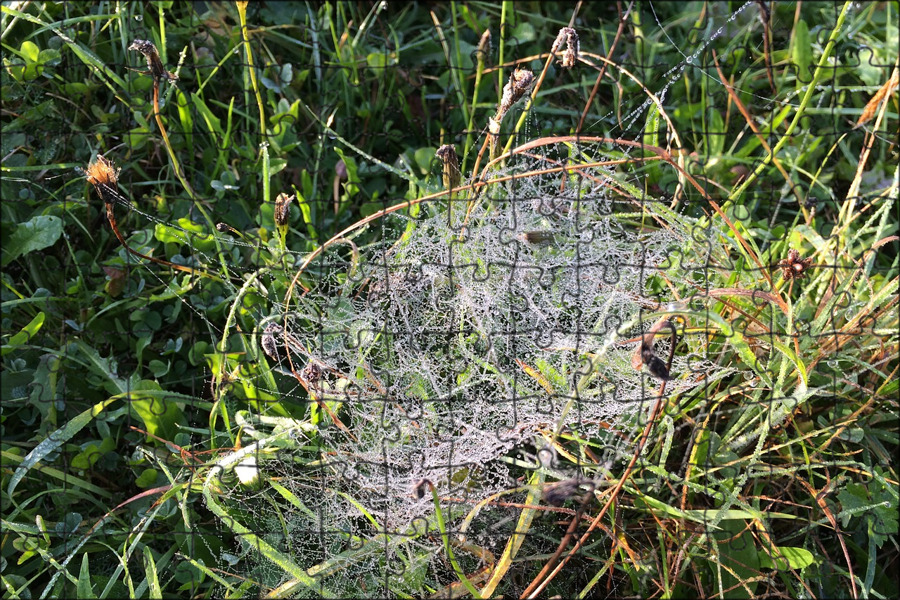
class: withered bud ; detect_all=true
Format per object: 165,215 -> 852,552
543,478 -> 594,507
476,29 -> 492,65
519,231 -> 555,246
335,159 -> 348,180
300,361 -> 323,388
85,154 -> 120,204
216,222 -> 230,232
641,344 -> 671,380
413,479 -> 434,500
261,322 -> 283,361
274,193 -> 294,227
777,249 -> 813,280
631,318 -> 676,379
129,39 -> 177,82
435,145 -> 460,191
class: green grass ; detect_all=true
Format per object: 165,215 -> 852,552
1,1 -> 897,598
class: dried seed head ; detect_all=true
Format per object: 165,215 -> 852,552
300,361 -> 323,389
435,145 -> 460,190
261,322 -> 284,360
476,29 -> 492,64
777,249 -> 813,280
274,193 -> 294,227
554,27 -> 579,68
512,67 -> 534,97
129,39 -> 176,82
498,68 -> 534,116
85,154 -> 120,203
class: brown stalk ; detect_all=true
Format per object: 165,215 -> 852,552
711,49 -> 807,220
797,476 -> 857,599
576,1 -> 633,133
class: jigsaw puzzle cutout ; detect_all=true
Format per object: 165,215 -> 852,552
3,1 -> 897,598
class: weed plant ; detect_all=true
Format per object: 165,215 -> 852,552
1,2 -> 897,599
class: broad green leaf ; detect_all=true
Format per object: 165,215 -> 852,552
1,215 -> 63,266
711,519 -> 760,598
758,546 -> 816,571
128,380 -> 187,442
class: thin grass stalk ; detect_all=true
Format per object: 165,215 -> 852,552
236,1 -> 266,138
728,1 -> 851,205
430,10 -> 470,130
463,28 -> 491,175
423,480 -> 484,598
576,1 -> 632,133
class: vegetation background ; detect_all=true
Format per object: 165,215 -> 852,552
1,1 -> 897,598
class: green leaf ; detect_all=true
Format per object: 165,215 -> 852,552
6,396 -> 118,496
1,311 -> 45,356
190,92 -> 222,136
136,468 -> 159,488
77,553 -> 97,599
791,20 -> 812,84
143,546 -> 163,599
758,546 -> 816,571
20,40 -> 40,62
1,215 -> 63,266
508,22 -> 536,45
711,520 -> 760,598
128,380 -> 186,442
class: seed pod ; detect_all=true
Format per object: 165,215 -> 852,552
274,193 -> 294,227
435,145 -> 460,191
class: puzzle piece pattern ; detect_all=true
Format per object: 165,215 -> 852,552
2,2 -> 896,597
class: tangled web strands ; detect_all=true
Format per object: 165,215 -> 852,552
215,141 -> 735,595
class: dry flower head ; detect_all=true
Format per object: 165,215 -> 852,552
777,249 -> 813,280
498,67 -> 535,116
85,154 -> 120,202
274,193 -> 294,227
476,29 -> 492,64
435,144 -> 460,190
